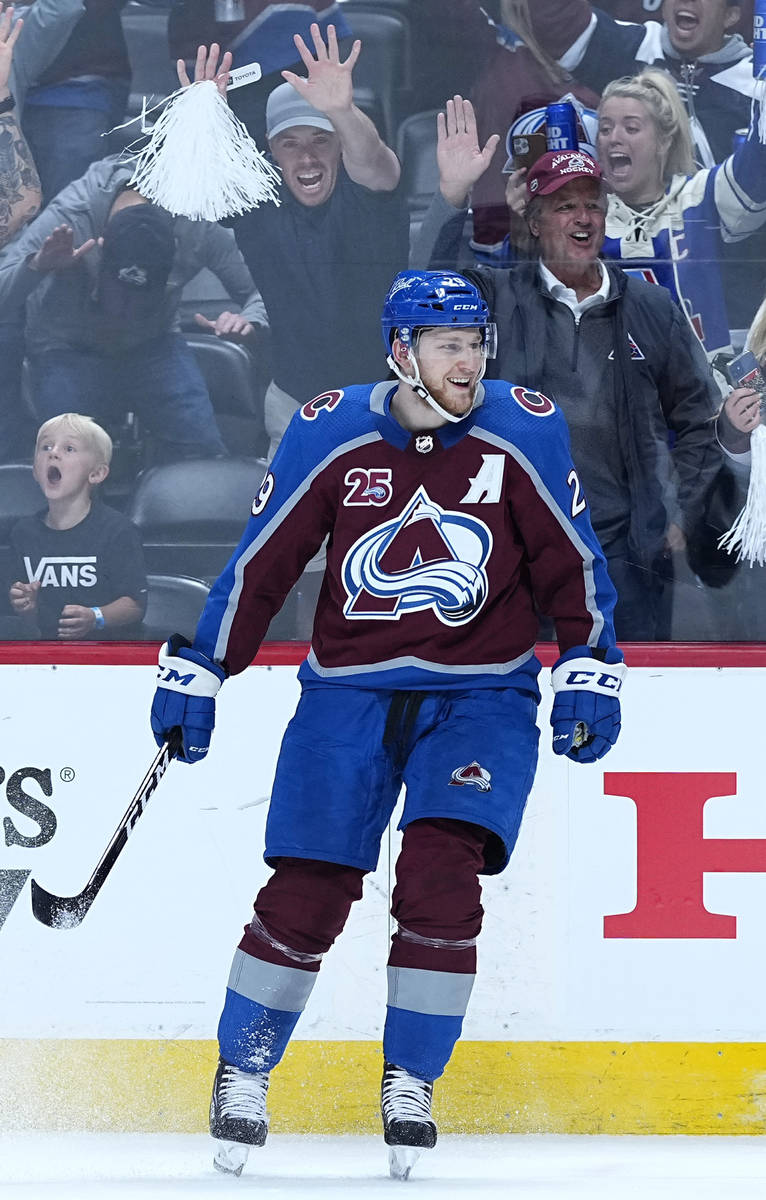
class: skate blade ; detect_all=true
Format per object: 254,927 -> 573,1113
213,1139 -> 250,1176
389,1145 -> 422,1181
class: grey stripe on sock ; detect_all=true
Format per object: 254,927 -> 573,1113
228,947 -> 317,1012
386,965 -> 475,1017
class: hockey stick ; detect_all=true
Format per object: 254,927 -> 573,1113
30,729 -> 183,929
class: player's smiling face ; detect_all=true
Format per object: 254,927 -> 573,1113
662,0 -> 739,58
269,125 -> 342,207
597,98 -> 668,204
412,327 -> 486,418
529,177 -> 606,271
33,427 -> 104,501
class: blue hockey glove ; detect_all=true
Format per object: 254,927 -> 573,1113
151,633 -> 226,764
550,645 -> 626,764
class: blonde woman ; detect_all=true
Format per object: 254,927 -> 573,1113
595,68 -> 763,363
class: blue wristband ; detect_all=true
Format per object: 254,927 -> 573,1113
91,606 -> 105,630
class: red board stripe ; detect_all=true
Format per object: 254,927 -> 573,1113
0,642 -> 764,668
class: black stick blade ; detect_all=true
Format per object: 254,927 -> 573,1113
30,879 -> 97,930
29,733 -> 180,929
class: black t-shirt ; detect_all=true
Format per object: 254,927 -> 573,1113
229,168 -> 410,402
10,501 -> 148,639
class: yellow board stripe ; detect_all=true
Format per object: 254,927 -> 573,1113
2,1040 -> 766,1134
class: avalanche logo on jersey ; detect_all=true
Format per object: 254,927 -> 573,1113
607,332 -> 646,361
342,486 -> 492,625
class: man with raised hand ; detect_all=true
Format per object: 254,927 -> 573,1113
204,23 -> 409,460
414,96 -> 726,639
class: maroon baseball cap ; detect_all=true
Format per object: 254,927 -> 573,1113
526,150 -> 602,197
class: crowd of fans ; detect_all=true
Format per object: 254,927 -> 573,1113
0,0 -> 764,642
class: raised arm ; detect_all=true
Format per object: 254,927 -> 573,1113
0,6 -> 41,248
8,0 -> 83,104
410,97 -> 498,270
714,98 -> 766,242
281,22 -> 400,192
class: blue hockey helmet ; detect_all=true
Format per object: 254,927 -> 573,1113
382,270 -> 497,424
381,270 -> 495,357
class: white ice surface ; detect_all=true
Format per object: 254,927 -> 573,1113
2,1134 -> 766,1199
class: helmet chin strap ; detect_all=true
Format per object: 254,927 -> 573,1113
387,348 -> 484,425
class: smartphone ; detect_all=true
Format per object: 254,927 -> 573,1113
503,131 -> 548,174
728,350 -> 765,395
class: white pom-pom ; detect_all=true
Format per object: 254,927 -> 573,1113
126,79 -> 281,221
719,423 -> 766,566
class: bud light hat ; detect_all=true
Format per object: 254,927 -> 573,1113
97,202 -> 176,320
266,82 -> 335,140
526,150 -> 602,197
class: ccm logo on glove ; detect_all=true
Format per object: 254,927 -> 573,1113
551,657 -> 626,697
562,668 -> 623,692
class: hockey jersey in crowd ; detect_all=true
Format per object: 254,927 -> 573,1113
596,0 -> 755,43
523,0 -> 756,166
194,379 -> 618,691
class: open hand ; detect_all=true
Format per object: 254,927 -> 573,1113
30,225 -> 99,273
281,23 -> 360,117
436,96 -> 499,209
177,42 -> 233,97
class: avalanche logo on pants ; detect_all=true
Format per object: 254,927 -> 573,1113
342,486 -> 492,624
450,761 -> 492,791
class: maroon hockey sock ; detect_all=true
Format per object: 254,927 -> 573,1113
388,818 -> 488,974
239,857 -> 366,972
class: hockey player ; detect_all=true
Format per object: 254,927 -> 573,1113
150,270 -> 626,1180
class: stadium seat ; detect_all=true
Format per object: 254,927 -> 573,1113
126,456 -> 266,580
0,464 -> 43,542
141,572 -> 210,640
184,332 -> 267,457
0,464 -> 43,627
340,7 -> 411,146
126,457 -> 314,640
121,3 -> 176,123
396,109 -> 440,220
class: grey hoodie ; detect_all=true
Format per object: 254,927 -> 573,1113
0,155 -> 268,354
10,0 -> 85,112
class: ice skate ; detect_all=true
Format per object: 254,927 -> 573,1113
381,1061 -> 437,1181
209,1055 -> 269,1176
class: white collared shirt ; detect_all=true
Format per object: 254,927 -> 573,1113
538,258 -> 611,321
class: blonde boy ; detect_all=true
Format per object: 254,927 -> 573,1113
9,413 -> 147,639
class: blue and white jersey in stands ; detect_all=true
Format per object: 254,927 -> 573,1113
194,379 -> 618,692
602,109 -> 766,358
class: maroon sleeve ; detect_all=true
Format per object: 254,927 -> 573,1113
526,0 -> 593,59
